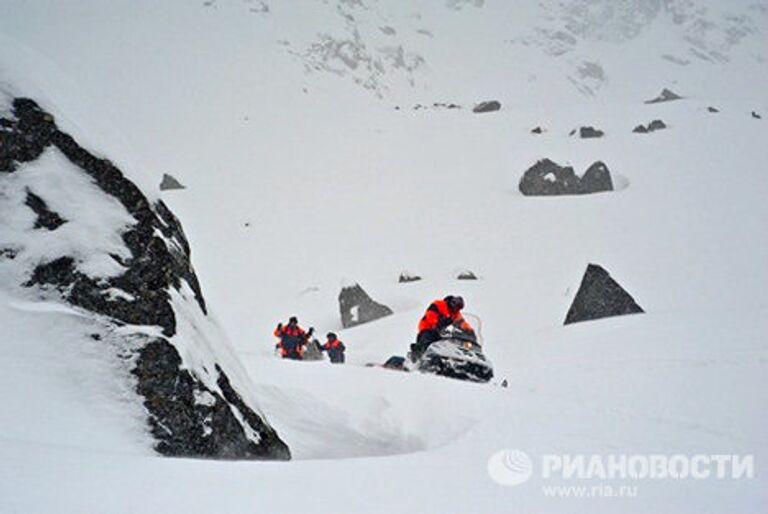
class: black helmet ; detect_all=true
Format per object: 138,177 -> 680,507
327,332 -> 337,340
289,316 -> 298,324
445,295 -> 464,311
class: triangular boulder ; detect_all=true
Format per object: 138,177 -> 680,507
564,264 -> 644,324
339,283 -> 393,328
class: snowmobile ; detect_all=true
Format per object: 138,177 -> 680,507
407,325 -> 494,383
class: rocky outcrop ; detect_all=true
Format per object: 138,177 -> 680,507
577,126 -> 604,139
531,126 -> 543,134
564,264 -> 644,325
708,106 -> 720,113
160,173 -> 186,191
752,111 -> 762,120
633,119 -> 667,133
645,88 -> 683,104
519,159 -> 613,196
472,100 -> 501,113
339,282 -> 393,328
0,97 -> 289,460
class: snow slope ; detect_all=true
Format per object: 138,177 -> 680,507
1,0 -> 767,512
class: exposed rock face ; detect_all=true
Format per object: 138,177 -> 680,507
519,159 -> 613,196
0,97 -> 289,460
25,190 -> 66,229
645,88 -> 683,104
752,111 -> 762,119
472,100 -> 501,113
564,264 -> 644,325
339,282 -> 393,328
708,106 -> 720,113
531,126 -> 543,134
578,126 -> 604,138
160,173 -> 186,191
633,124 -> 649,133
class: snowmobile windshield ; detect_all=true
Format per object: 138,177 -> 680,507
438,325 -> 478,344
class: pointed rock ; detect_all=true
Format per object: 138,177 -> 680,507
457,269 -> 478,280
708,106 -> 720,113
564,264 -> 644,325
579,161 -> 613,194
160,173 -> 186,191
644,88 -> 683,104
339,283 -> 393,328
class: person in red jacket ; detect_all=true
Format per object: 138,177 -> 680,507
412,295 -> 474,359
274,316 -> 310,360
321,332 -> 346,364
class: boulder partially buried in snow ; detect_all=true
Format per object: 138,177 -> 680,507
519,159 -> 613,196
339,282 -> 393,328
472,100 -> 501,113
564,264 -> 644,325
644,88 -> 683,104
0,97 -> 289,460
578,126 -> 604,139
160,173 -> 186,190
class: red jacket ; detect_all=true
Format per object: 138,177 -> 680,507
418,299 -> 473,333
274,323 -> 307,356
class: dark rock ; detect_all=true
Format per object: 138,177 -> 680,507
708,106 -> 720,113
457,270 -> 478,280
339,283 -> 393,328
133,340 -> 289,460
519,159 -> 615,196
25,190 -> 66,230
2,97 -> 289,461
644,88 -> 683,104
579,161 -> 613,194
398,272 -> 422,283
0,248 -> 18,260
753,111 -> 762,119
160,173 -> 186,191
564,264 -> 644,325
531,126 -> 543,134
472,100 -> 501,113
568,129 -> 576,136
518,159 -> 581,196
633,120 -> 667,134
579,126 -> 604,138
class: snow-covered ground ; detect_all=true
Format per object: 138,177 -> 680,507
1,1 -> 767,512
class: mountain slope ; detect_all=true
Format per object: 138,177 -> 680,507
1,1 -> 767,512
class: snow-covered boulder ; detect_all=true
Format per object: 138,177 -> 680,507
339,282 -> 393,328
564,264 -> 644,325
519,159 -> 613,196
398,271 -> 422,283
0,97 -> 289,460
